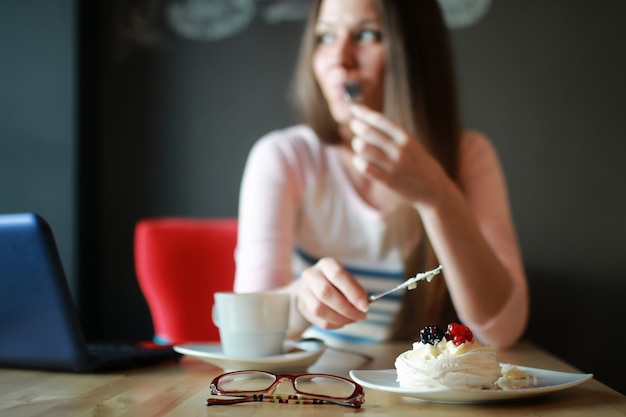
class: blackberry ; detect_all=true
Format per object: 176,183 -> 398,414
419,325 -> 444,345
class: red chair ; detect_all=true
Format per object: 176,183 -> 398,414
134,217 -> 237,344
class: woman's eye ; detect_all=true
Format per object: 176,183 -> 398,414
316,32 -> 335,45
358,29 -> 382,43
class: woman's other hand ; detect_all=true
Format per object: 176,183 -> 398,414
349,104 -> 450,207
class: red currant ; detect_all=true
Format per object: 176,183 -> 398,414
444,322 -> 474,345
464,328 -> 474,342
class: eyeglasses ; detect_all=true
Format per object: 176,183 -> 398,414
206,370 -> 365,409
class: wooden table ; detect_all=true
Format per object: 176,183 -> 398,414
1,340 -> 624,416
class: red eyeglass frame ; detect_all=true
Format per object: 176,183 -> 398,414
206,370 -> 365,408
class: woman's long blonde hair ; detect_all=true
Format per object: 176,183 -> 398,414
291,0 -> 462,340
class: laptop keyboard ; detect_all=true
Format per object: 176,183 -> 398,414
85,342 -> 181,372
88,343 -> 148,357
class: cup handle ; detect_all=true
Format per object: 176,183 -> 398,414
212,303 -> 220,328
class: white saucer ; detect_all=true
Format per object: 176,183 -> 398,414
174,339 -> 326,373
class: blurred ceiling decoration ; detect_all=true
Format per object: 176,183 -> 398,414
166,0 -> 257,41
438,0 -> 491,29
260,0 -> 311,25
121,0 -> 492,44
166,0 -> 310,41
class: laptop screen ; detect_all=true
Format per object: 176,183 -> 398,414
0,213 -> 90,370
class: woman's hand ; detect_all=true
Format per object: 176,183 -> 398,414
292,257 -> 369,330
348,104 -> 450,207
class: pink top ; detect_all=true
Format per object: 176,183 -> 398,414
234,125 -> 528,345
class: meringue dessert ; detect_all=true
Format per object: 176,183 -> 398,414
395,323 -> 502,390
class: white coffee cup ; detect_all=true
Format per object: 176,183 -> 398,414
212,292 -> 290,358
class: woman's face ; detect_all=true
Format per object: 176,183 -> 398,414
312,0 -> 386,125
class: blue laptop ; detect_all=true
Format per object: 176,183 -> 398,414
0,212 -> 180,372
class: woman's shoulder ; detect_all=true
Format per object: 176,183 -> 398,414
457,129 -> 505,185
250,125 -> 326,168
254,125 -> 320,152
458,129 -> 501,164
460,129 -> 495,153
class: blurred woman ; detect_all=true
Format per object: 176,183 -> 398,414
234,0 -> 528,349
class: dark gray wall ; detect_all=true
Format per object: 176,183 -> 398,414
84,3 -> 307,344
455,1 -> 626,278
0,0 -> 76,293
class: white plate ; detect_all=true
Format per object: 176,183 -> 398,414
349,364 -> 593,404
174,339 -> 326,373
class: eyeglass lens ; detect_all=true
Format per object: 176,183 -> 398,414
217,372 -> 276,392
294,375 -> 356,399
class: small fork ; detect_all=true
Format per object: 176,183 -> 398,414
344,81 -> 363,103
368,265 -> 442,303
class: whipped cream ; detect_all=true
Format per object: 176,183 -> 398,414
496,364 -> 535,389
395,339 -> 502,389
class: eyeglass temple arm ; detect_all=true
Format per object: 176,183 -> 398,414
206,397 -> 256,406
205,394 -> 359,408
